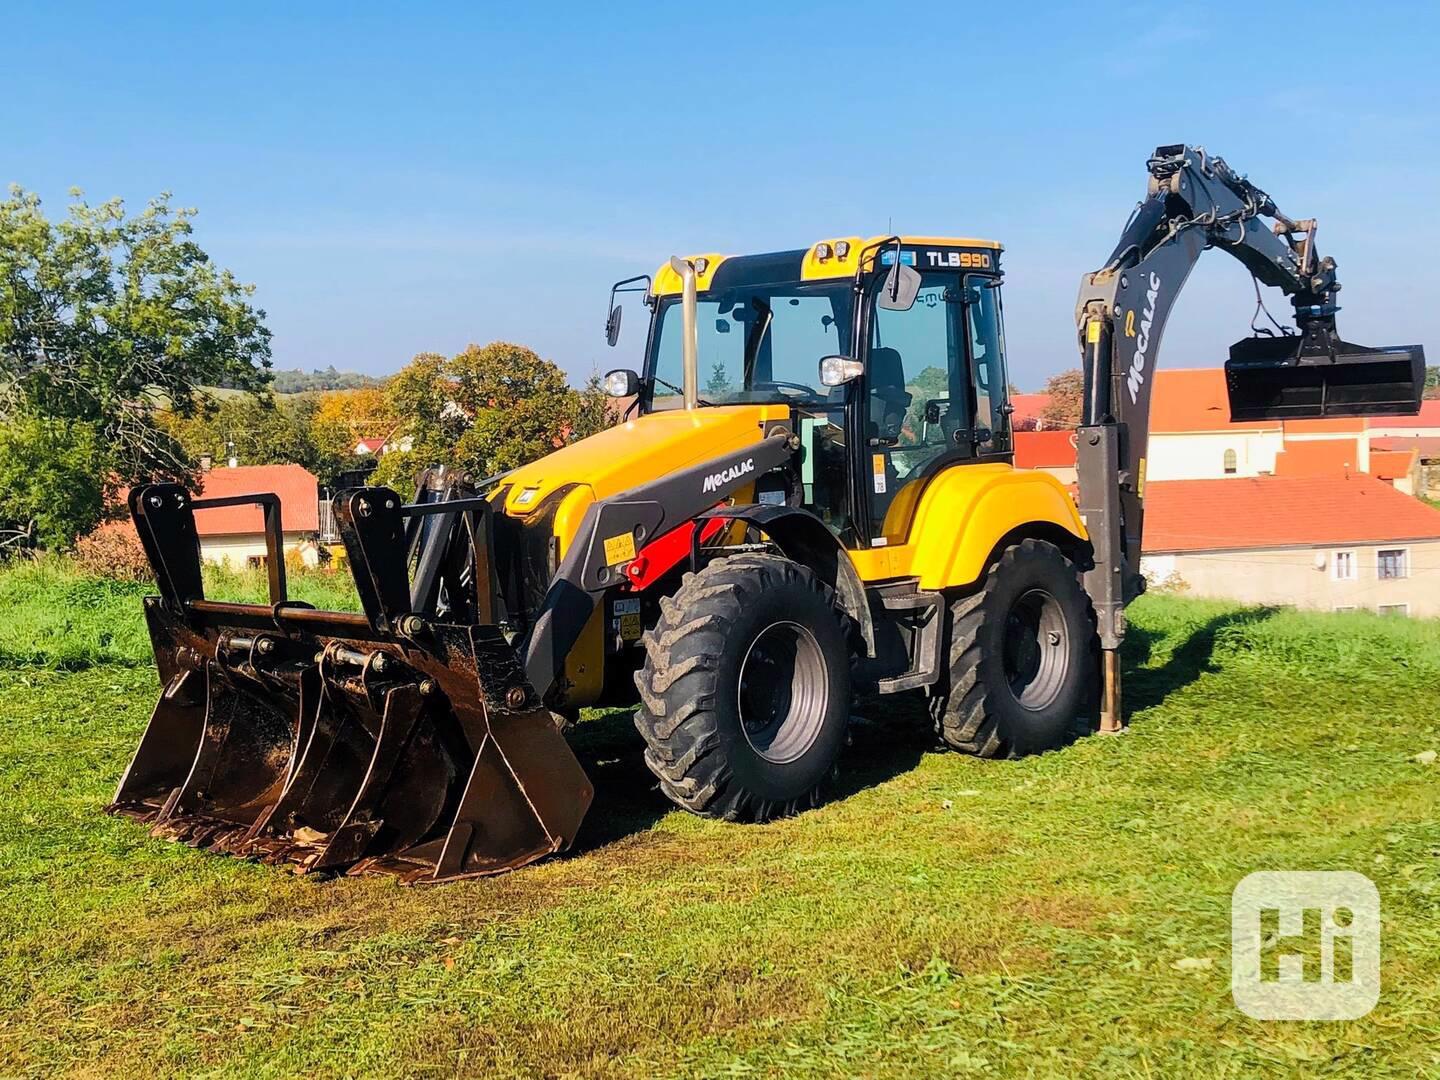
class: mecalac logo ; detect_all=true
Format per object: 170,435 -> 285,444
1126,271 -> 1162,404
702,457 -> 754,494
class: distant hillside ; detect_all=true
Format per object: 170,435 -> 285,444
270,366 -> 385,394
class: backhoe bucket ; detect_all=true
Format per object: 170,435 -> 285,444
107,483 -> 593,882
1226,335 -> 1425,421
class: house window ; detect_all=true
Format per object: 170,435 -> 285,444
1377,548 -> 1409,580
246,555 -> 267,570
1223,449 -> 1238,475
1377,603 -> 1410,617
1332,605 -> 1357,613
1331,550 -> 1356,581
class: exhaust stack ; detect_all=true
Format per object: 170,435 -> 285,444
669,256 -> 700,410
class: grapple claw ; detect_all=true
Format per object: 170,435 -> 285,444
106,481 -> 594,883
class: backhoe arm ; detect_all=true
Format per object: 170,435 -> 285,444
1072,144 -> 1424,727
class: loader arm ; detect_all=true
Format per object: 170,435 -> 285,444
521,430 -> 797,701
1074,143 -> 1425,725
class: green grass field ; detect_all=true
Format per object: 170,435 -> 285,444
1,563 -> 1438,1077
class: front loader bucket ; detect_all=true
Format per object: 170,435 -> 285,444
1226,335 -> 1425,421
107,482 -> 593,883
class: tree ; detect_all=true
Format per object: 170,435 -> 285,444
572,372 -> 613,441
904,365 -> 949,438
1038,369 -> 1084,427
159,393 -> 347,483
1425,365 -> 1439,400
0,417 -> 105,548
310,386 -> 398,469
0,186 -> 271,541
371,343 -> 612,490
705,361 -> 733,399
271,366 -> 382,394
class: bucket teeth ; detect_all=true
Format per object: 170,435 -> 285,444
107,605 -> 593,882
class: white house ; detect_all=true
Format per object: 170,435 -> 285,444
1140,474 -> 1440,617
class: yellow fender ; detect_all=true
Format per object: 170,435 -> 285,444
849,464 -> 1088,590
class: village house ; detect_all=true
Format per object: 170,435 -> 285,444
1010,368 -> 1439,615
1139,474 -> 1440,617
1013,429 -> 1077,485
190,463 -> 323,568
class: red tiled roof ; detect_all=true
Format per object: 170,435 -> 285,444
1014,430 -> 1077,469
1149,369 -> 1274,433
194,465 -> 320,536
1143,475 -> 1440,553
1272,439 -> 1360,477
1372,436 -> 1440,460
1370,399 -> 1440,430
1010,393 -> 1052,424
1370,449 -> 1417,481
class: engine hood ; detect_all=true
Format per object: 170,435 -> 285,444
500,404 -> 788,516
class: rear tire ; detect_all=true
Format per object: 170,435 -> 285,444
634,553 -> 852,821
929,538 -> 1097,758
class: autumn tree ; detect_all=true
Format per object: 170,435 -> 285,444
310,385 -> 398,467
0,186 -> 270,544
372,343 -> 610,490
160,391 -> 324,472
1038,368 -> 1084,428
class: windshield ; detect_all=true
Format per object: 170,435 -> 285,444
647,283 -> 854,410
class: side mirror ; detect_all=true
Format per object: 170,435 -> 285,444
604,304 -> 623,347
819,355 -> 864,387
877,262 -> 921,311
603,368 -> 639,397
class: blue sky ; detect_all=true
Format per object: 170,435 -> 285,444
4,1 -> 1436,390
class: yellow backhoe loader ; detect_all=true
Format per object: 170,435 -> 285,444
109,145 -> 1425,881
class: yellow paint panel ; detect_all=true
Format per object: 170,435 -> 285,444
846,464 -> 1086,589
650,254 -> 729,297
562,603 -> 605,705
652,235 -> 1006,292
501,404 -> 788,518
800,236 -> 865,280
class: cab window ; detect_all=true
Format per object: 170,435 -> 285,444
648,284 -> 851,410
866,273 -> 970,542
966,279 -> 1012,454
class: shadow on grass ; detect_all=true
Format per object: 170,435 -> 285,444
1121,605 -> 1279,717
564,708 -> 671,854
557,602 -> 1281,855
561,701 -> 931,857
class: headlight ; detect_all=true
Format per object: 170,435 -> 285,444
603,369 -> 638,397
819,355 -> 864,387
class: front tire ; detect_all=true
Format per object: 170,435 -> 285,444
929,538 -> 1097,758
633,553 -> 852,821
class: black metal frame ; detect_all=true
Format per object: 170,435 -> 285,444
130,485 -> 287,609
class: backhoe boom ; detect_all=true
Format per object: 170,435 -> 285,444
1074,144 -> 1425,729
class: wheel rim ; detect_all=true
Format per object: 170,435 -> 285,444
737,620 -> 829,764
1003,587 -> 1069,710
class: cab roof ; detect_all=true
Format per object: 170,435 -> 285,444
650,235 -> 1003,297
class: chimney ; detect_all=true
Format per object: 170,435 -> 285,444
199,454 -> 213,472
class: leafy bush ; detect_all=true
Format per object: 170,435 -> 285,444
71,526 -> 153,583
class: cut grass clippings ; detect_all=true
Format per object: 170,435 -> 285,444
0,564 -> 1437,1077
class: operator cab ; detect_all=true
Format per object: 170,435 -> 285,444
603,236 -> 1014,549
